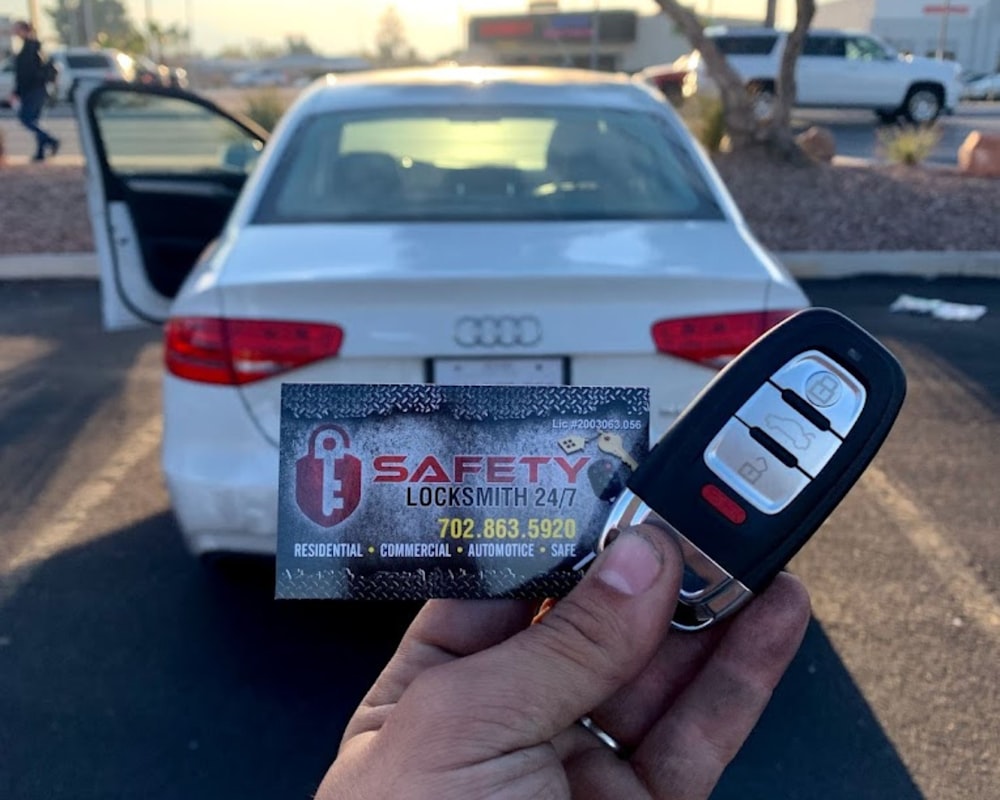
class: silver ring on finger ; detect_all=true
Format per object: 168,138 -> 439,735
578,714 -> 629,758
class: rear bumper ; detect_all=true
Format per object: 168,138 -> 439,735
166,471 -> 278,557
162,376 -> 278,556
162,361 -> 712,556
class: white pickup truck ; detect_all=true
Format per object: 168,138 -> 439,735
684,27 -> 964,124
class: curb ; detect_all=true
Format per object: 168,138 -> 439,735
1,251 -> 1000,283
780,251 -> 1000,280
0,252 -> 99,280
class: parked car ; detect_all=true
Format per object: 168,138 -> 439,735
74,68 -> 809,557
134,56 -> 171,87
50,47 -> 136,102
134,56 -> 190,90
684,27 -> 963,123
962,72 -> 1000,101
167,65 -> 189,90
640,54 -> 692,106
231,68 -> 286,87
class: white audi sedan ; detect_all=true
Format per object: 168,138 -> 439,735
76,67 -> 808,557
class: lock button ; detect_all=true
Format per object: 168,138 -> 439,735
704,419 -> 809,514
770,351 -> 867,438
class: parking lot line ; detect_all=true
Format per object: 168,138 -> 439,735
0,414 -> 162,588
863,464 -> 1000,635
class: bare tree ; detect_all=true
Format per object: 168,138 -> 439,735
653,0 -> 817,160
375,5 -> 409,67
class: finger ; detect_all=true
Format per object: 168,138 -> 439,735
575,620 -> 730,752
631,574 -> 811,800
343,599 -> 535,740
402,525 -> 683,756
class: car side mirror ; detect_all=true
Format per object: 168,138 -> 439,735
221,139 -> 263,172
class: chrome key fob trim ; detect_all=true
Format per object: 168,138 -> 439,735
598,489 -> 753,631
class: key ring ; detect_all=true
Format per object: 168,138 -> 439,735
578,715 -> 629,758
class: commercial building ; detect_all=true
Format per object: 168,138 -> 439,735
465,8 -> 746,73
815,0 -> 1000,72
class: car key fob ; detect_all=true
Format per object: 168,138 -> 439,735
598,308 -> 906,631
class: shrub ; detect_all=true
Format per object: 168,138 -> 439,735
681,94 -> 727,153
878,123 -> 941,166
242,90 -> 289,133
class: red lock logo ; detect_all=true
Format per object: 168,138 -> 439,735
295,425 -> 363,527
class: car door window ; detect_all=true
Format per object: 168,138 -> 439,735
846,37 -> 889,61
67,53 -> 114,69
803,36 -> 847,58
711,35 -> 779,56
92,91 -> 263,174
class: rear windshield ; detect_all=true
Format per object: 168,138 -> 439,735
66,54 -> 112,69
710,35 -> 779,56
253,106 -> 723,224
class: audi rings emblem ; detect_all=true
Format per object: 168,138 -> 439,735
454,316 -> 543,348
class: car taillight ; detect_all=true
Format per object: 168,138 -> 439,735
165,317 -> 344,385
652,310 -> 799,368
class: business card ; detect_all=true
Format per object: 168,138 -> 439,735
276,384 -> 649,600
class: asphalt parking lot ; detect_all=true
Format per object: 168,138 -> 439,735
2,98 -> 999,165
0,276 -> 997,800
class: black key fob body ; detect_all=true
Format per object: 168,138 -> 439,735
599,308 -> 906,631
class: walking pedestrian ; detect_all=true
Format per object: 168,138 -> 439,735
9,20 -> 60,162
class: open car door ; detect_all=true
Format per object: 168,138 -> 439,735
75,83 -> 268,329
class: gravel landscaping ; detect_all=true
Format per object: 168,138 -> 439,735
1,157 -> 998,256
713,156 -> 1000,252
0,165 -> 93,255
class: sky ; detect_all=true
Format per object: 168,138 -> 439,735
1,1 -> 801,57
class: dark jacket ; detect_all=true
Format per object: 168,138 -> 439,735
14,39 -> 46,97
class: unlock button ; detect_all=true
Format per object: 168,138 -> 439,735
704,419 -> 810,515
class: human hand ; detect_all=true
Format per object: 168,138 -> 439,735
318,526 -> 811,799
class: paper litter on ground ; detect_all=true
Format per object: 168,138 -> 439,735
889,294 -> 988,322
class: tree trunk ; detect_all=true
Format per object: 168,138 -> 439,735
652,0 -> 759,151
655,0 -> 817,161
767,0 -> 816,160
764,0 -> 778,27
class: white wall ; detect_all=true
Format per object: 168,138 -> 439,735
874,0 -> 989,15
622,14 -> 690,71
814,0 -> 877,29
874,0 -> 1000,71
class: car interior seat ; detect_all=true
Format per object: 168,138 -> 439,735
545,118 -> 631,200
328,151 -> 403,213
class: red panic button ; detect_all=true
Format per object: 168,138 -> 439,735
701,484 -> 748,525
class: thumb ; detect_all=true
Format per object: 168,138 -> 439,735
411,525 -> 683,754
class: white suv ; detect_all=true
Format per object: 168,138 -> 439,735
50,48 -> 136,102
684,27 -> 963,123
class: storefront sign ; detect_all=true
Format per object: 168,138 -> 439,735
471,11 -> 638,45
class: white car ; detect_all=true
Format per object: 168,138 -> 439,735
684,27 -> 963,123
75,69 -> 808,557
51,47 -> 136,102
962,72 -> 1000,101
231,68 -> 287,88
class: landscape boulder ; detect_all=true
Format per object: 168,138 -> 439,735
795,126 -> 837,163
958,131 -> 1000,178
